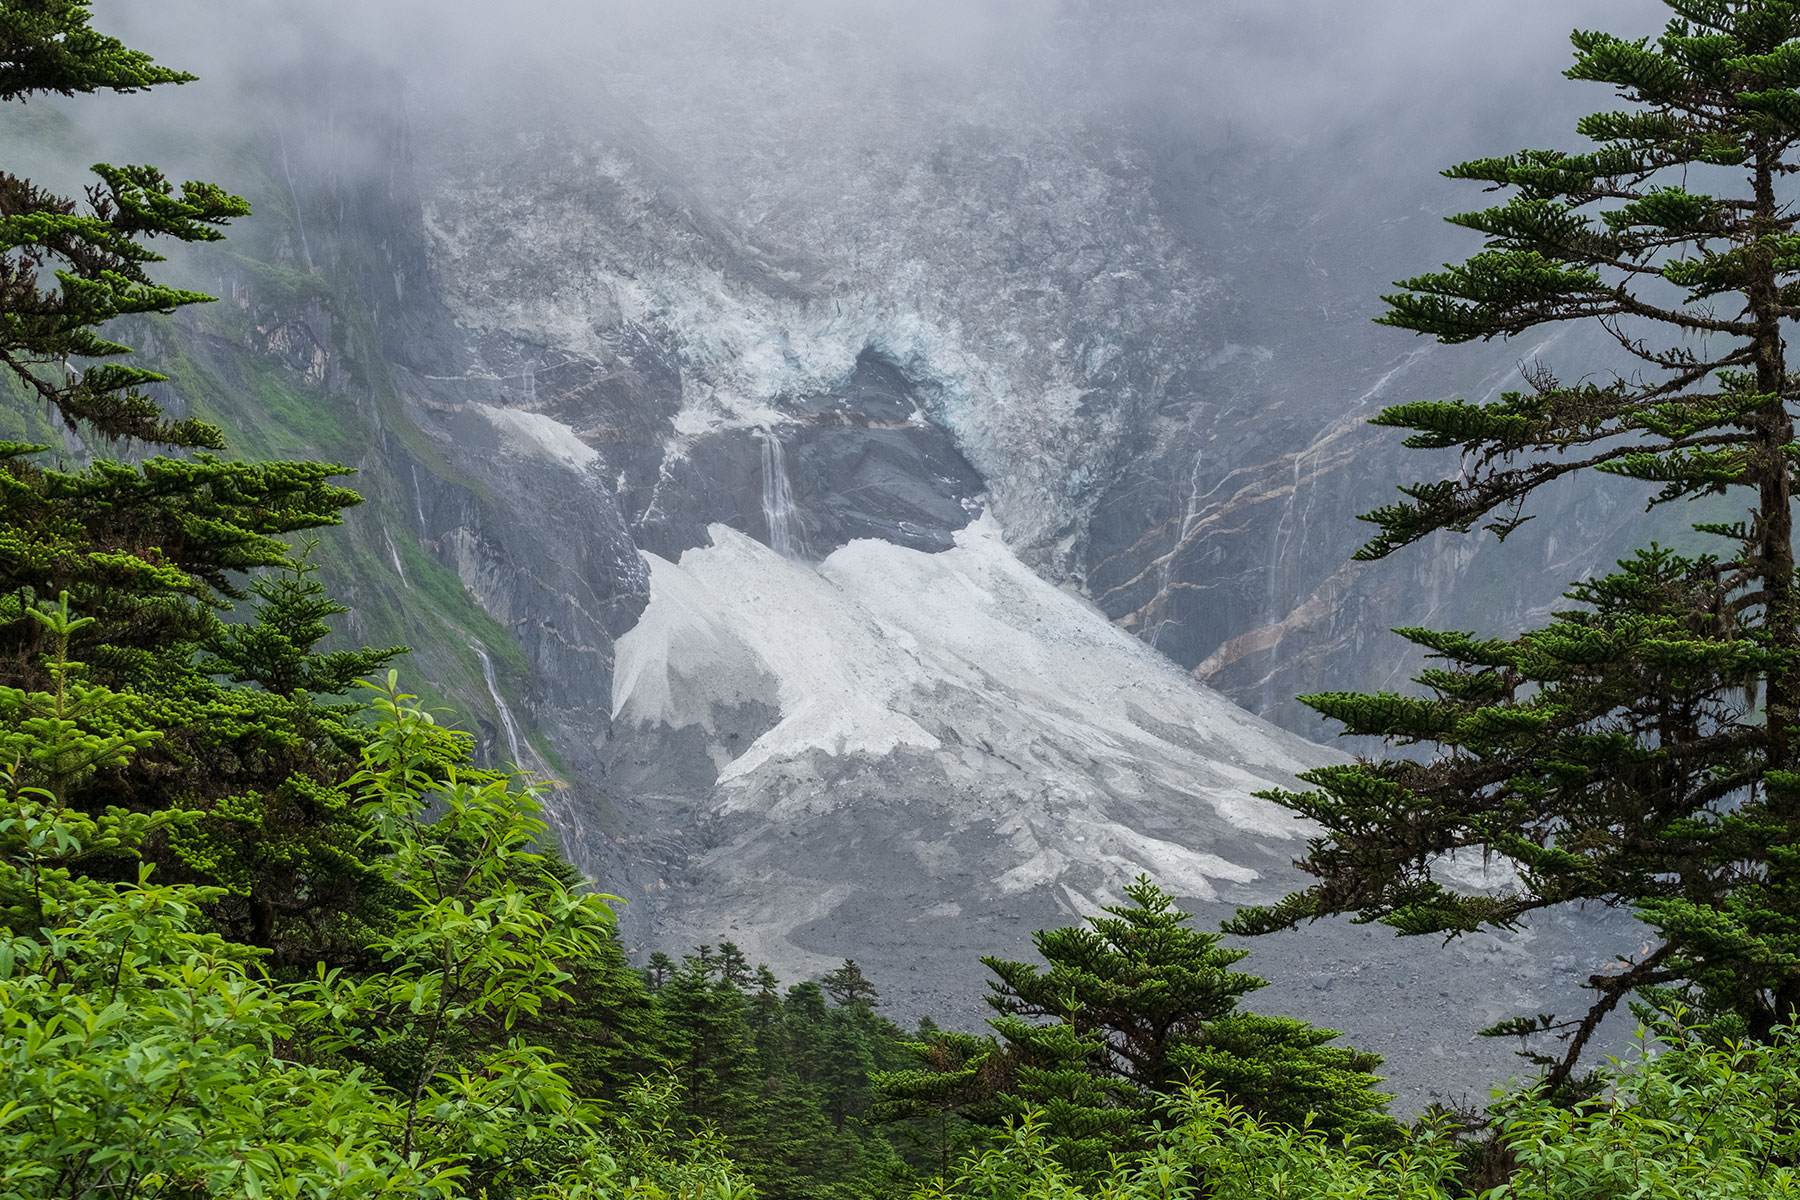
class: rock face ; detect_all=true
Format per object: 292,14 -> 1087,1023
81,3 -> 1654,1108
372,79 -> 1641,1090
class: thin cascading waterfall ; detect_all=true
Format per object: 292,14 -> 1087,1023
1259,345 -> 1439,710
472,641 -> 525,768
410,465 -> 429,540
1265,448 -> 1306,619
1261,430 -> 1328,712
469,639 -> 591,866
276,131 -> 314,271
758,427 -> 802,559
1149,449 -> 1206,650
384,529 -> 409,589
1266,346 -> 1436,628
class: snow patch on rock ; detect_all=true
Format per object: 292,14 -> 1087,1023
475,404 -> 599,472
611,552 -> 777,733
612,513 -> 1330,901
619,527 -> 947,779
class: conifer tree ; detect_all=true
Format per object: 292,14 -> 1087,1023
645,950 -> 677,990
657,951 -> 768,1140
0,0 -> 356,676
0,0 -> 244,446
879,880 -> 1389,1177
823,959 -> 881,1008
526,912 -> 670,1100
0,664 -> 751,1198
870,1028 -> 997,1179
0,0 -> 391,955
746,980 -> 872,1200
1230,0 -> 1800,1086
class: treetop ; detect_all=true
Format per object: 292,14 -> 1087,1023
0,1 -> 195,102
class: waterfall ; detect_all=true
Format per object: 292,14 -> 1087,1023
384,529 -> 409,589
468,639 -> 595,864
410,465 -> 429,540
472,641 -> 525,768
468,639 -> 591,866
758,428 -> 802,559
276,132 -> 314,271
1150,449 -> 1205,650
1265,447 -> 1305,615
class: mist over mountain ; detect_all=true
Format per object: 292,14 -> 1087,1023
48,0 -> 1671,1107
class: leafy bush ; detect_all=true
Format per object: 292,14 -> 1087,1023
0,628 -> 751,1199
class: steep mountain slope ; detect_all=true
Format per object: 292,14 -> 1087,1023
568,0 -> 1662,727
33,3 -> 1657,1106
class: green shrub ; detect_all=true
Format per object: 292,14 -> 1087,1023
0,629 -> 752,1199
924,1014 -> 1800,1200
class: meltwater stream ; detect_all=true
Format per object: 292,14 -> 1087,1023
471,640 -> 525,768
469,639 -> 595,873
758,428 -> 802,559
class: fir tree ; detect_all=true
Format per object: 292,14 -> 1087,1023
750,964 -> 786,1050
870,1027 -> 999,1179
637,949 -> 927,1199
200,544 -> 401,698
0,0 -> 244,447
991,880 -> 1386,1133
527,908 -> 669,1101
1230,0 -> 1800,1087
657,950 -> 767,1140
645,950 -> 676,990
0,663 -> 751,1198
0,0 -> 390,957
823,958 -> 881,1008
750,980 -> 870,1200
879,879 -> 1390,1177
0,0 -> 355,680
716,940 -> 755,989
